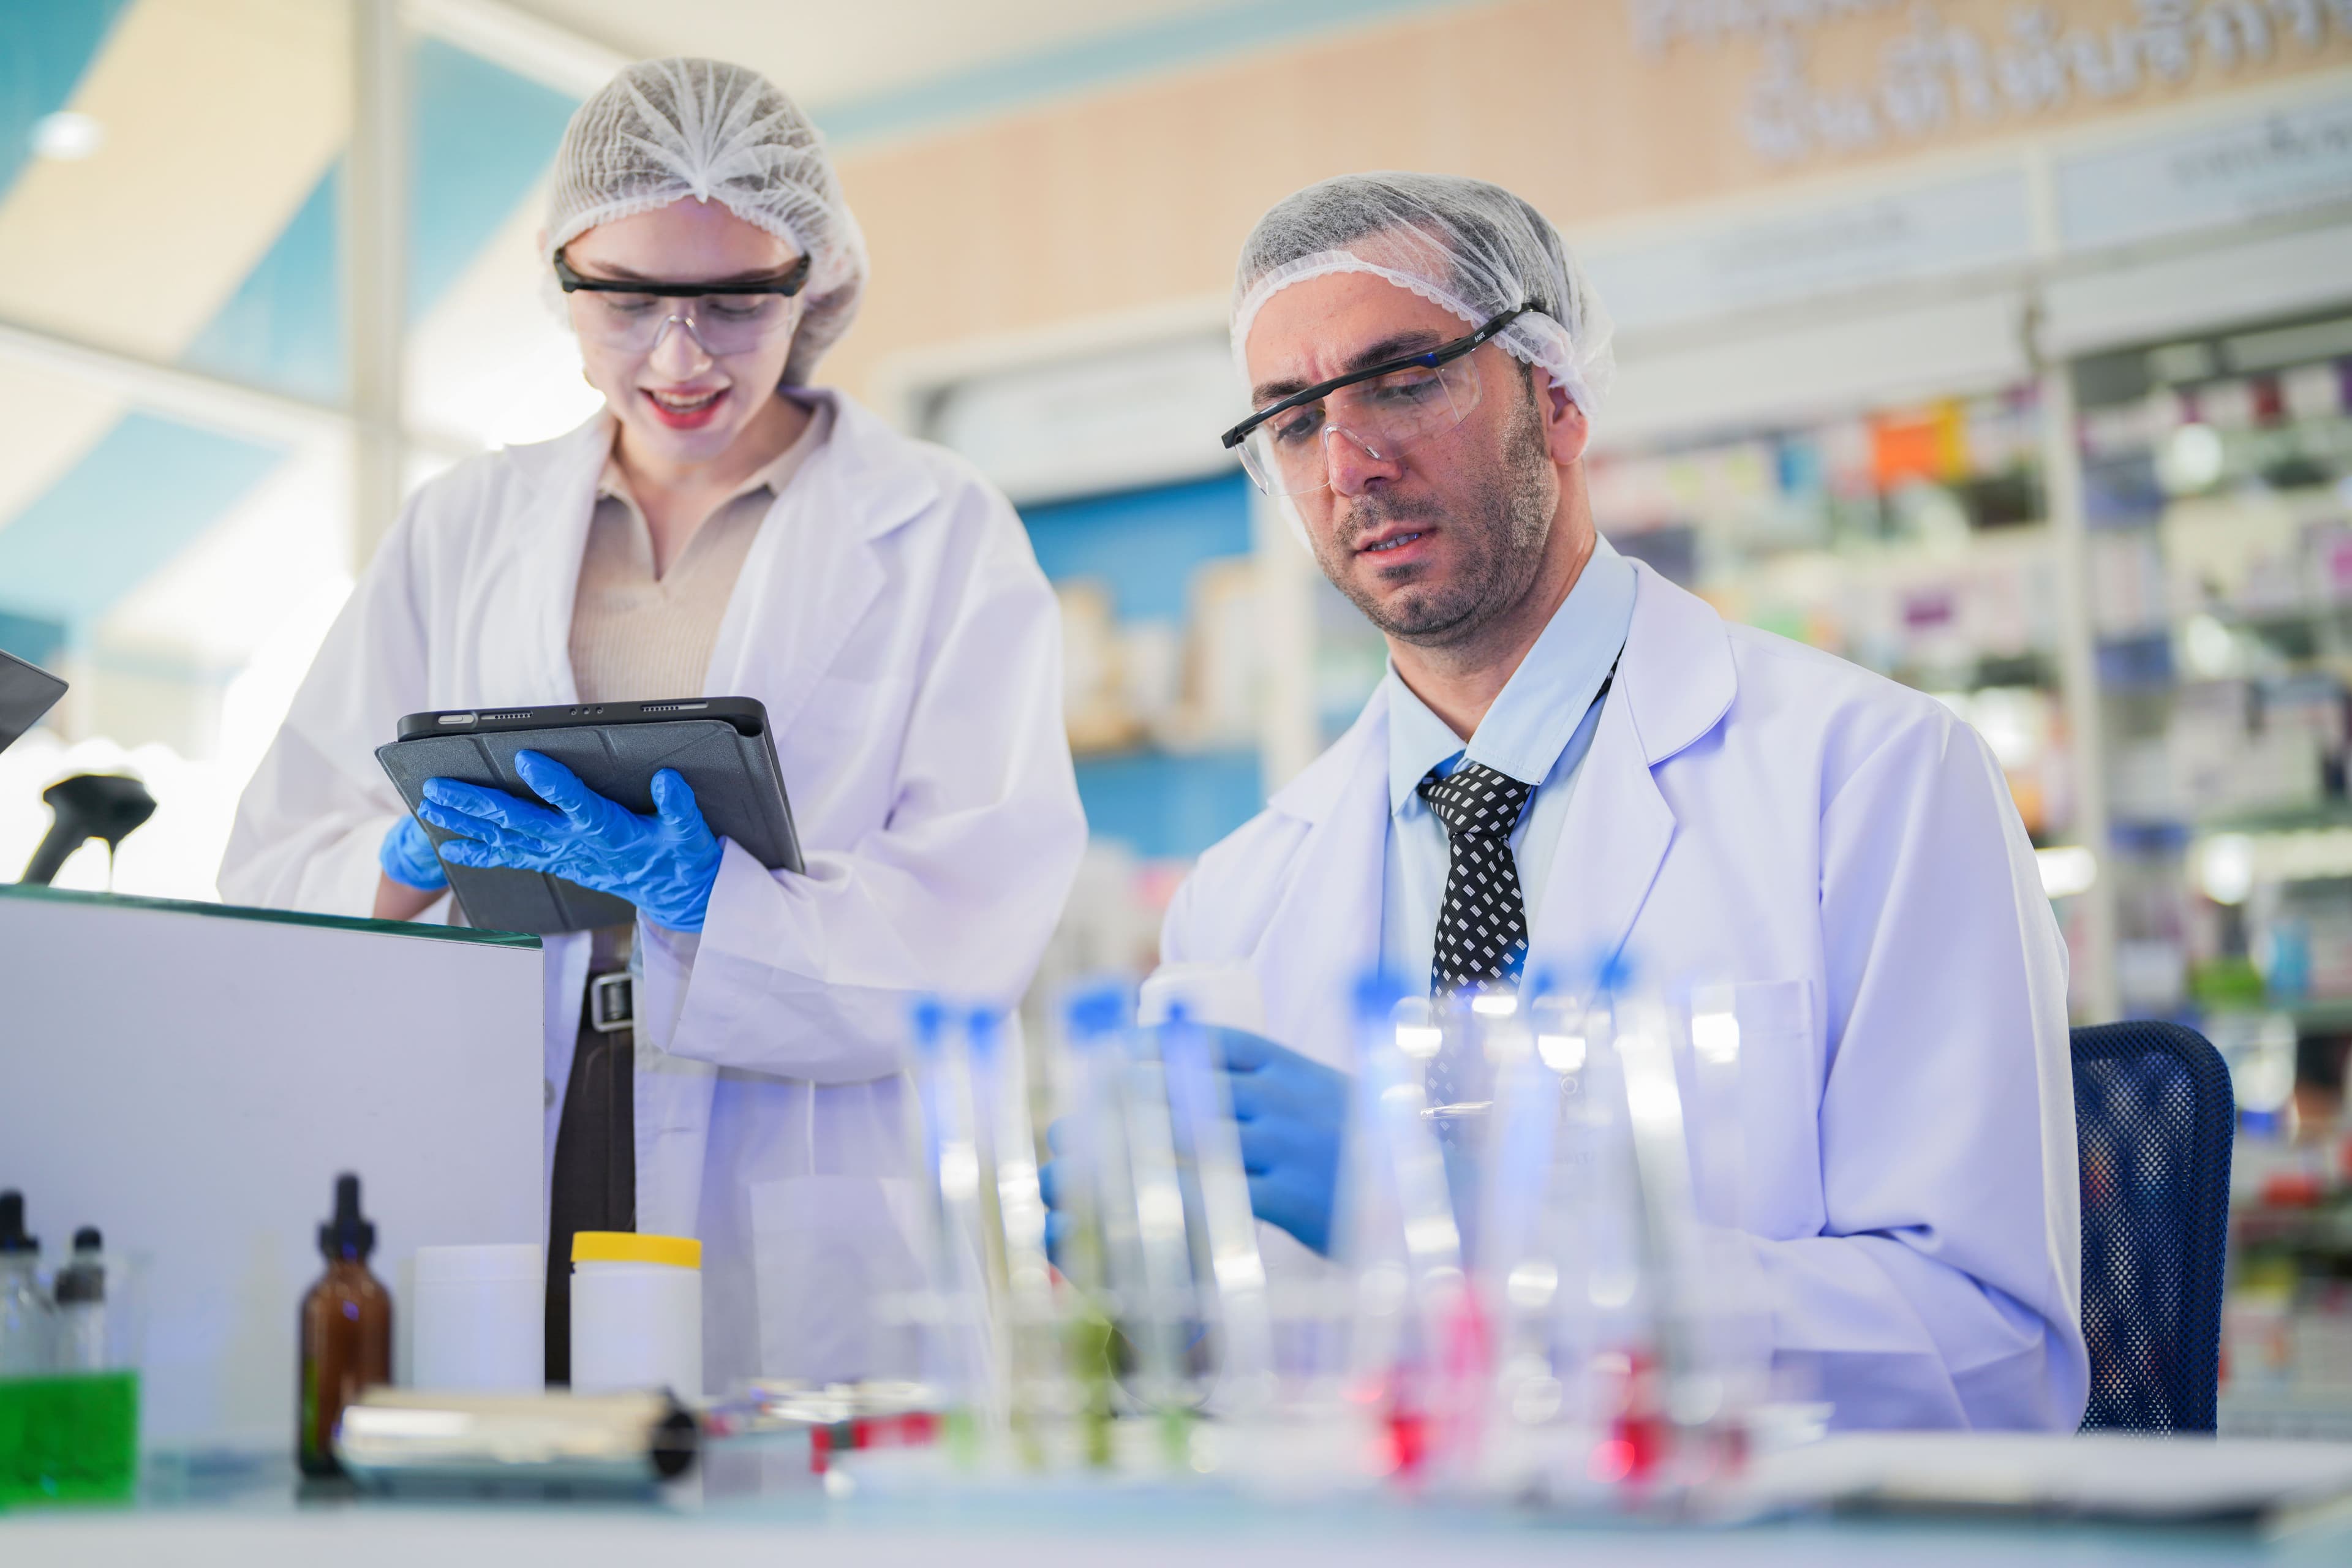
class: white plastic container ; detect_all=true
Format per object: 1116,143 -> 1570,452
568,1232 -> 701,1400
412,1243 -> 544,1391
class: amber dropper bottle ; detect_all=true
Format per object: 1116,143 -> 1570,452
297,1173 -> 391,1477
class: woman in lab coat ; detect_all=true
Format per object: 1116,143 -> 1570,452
220,58 -> 1085,1392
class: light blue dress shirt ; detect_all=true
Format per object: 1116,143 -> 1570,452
1380,533 -> 1637,993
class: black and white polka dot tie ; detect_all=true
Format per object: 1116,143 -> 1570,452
1417,761 -> 1535,997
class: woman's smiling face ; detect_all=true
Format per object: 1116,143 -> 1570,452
560,197 -> 805,469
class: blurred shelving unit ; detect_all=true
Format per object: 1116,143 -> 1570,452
2069,312 -> 2352,1033
2065,310 -> 2352,1433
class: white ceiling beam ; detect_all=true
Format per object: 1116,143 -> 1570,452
0,314 -> 345,450
0,315 -> 478,464
401,0 -> 629,99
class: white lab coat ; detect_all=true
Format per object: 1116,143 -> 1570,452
221,390 -> 1085,1393
1159,561 -> 2088,1431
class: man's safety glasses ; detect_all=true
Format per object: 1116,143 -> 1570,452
554,249 -> 813,356
1220,303 -> 1531,497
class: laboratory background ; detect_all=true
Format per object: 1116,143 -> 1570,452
7,0 -> 2352,1545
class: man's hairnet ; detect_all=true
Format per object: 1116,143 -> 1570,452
546,57 -> 868,386
1231,172 -> 1615,417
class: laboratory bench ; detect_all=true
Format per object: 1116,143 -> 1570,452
8,1434 -> 2352,1566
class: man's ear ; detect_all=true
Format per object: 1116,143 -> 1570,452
1533,368 -> 1590,467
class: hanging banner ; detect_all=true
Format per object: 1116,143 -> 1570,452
1629,0 -> 2352,167
2056,89 -> 2352,246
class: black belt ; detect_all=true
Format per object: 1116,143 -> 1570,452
546,934 -> 638,1385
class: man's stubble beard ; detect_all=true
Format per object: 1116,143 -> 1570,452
1314,391 -> 1558,647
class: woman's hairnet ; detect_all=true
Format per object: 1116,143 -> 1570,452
1231,172 -> 1615,417
546,57 -> 868,386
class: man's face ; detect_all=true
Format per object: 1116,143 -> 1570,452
1242,273 -> 1573,647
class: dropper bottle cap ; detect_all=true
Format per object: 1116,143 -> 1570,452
317,1174 -> 377,1262
0,1191 -> 36,1255
56,1227 -> 105,1305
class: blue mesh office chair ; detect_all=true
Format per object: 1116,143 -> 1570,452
2071,1020 -> 2235,1434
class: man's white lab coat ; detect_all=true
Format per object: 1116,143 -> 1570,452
1159,561 -> 2087,1430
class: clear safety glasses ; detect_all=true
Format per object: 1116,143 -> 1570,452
554,249 -> 813,357
1221,303 -> 1531,497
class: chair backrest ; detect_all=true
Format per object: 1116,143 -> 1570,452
2071,1020 -> 2234,1434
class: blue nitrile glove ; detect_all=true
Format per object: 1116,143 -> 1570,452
379,814 -> 448,891
415,750 -> 722,933
1219,1029 -> 1350,1257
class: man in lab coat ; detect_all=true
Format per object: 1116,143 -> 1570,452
1163,173 -> 2086,1430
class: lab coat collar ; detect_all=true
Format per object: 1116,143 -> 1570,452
1271,554 -> 1732,829
1253,691 -> 1392,1060
1268,682 -> 1391,827
490,390 -> 943,723
504,390 -> 941,546
1261,560 -> 1738,997
1522,561 -> 1736,982
1616,559 -> 1736,767
1380,532 -> 1637,813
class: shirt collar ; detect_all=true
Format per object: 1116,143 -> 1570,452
1384,532 -> 1636,815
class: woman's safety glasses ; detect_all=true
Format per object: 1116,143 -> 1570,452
554,249 -> 813,357
1221,303 -> 1530,497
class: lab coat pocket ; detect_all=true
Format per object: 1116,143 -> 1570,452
747,1174 -> 925,1384
1732,978 -> 1812,1056
1728,978 -> 1820,1236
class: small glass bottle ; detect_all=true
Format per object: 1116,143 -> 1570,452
54,1227 -> 108,1371
297,1175 -> 392,1477
0,1190 -> 56,1376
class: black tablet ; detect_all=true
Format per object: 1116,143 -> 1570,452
0,647 -> 68,758
377,696 -> 803,935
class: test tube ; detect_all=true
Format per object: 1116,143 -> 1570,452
1058,983 -> 1136,1468
1157,1006 -> 1278,1424
1117,1030 -> 1202,1458
908,998 -> 999,1438
1474,989 -> 1574,1490
967,1008 -> 1063,1461
1338,974 -> 1471,1481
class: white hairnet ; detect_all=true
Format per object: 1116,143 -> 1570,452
546,58 -> 868,386
1231,172 -> 1615,416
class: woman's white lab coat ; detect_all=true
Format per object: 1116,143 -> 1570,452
1159,561 -> 2088,1431
221,390 -> 1085,1393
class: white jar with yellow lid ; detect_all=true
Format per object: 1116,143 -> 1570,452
569,1232 -> 702,1400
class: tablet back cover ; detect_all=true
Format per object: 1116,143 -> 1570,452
376,718 -> 801,935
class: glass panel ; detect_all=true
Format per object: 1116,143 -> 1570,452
402,34 -> 598,450
0,881 -> 542,948
0,0 -> 350,401
0,390 -> 350,900
0,1 -> 356,902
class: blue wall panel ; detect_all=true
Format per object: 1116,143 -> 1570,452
0,610 -> 67,671
180,163 -> 344,404
1020,473 -> 1262,859
1073,748 -> 1262,862
408,36 -> 578,317
1020,472 -> 1252,622
1,32 -> 582,647
0,413 -> 285,630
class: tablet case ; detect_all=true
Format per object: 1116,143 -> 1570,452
0,647 -> 68,758
377,718 -> 803,935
